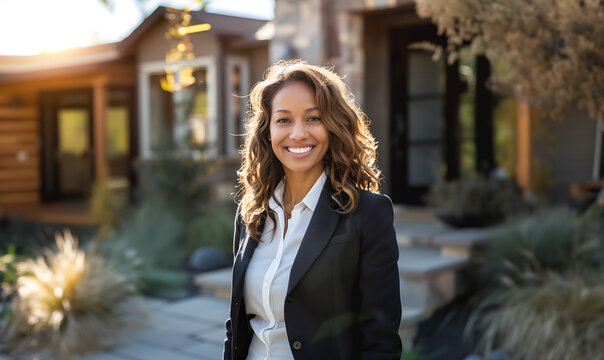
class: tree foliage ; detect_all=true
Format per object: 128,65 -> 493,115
415,0 -> 604,120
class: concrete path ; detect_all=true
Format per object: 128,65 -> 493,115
0,296 -> 230,360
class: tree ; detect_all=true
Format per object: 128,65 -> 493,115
415,0 -> 604,181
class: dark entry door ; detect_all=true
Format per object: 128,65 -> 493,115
40,89 -> 94,201
389,25 -> 463,204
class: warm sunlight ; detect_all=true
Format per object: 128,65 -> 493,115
0,0 -> 273,56
1,0 -> 139,55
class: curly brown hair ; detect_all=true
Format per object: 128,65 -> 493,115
237,59 -> 381,240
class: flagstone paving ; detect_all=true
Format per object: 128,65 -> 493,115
0,295 -> 230,360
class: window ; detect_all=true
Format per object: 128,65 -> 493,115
139,57 -> 216,158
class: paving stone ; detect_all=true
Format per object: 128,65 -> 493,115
128,328 -> 195,349
159,296 -> 229,326
78,352 -> 135,360
112,343 -> 198,360
191,326 -> 228,345
147,312 -> 214,335
141,297 -> 169,311
180,340 -> 224,360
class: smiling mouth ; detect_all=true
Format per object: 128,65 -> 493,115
286,146 -> 314,154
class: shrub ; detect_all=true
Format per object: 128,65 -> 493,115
184,207 -> 234,256
425,176 -> 533,227
478,208 -> 602,287
467,270 -> 604,360
96,198 -> 189,299
1,230 -> 147,359
465,208 -> 604,358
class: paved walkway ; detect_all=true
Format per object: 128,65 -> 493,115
0,295 -> 230,360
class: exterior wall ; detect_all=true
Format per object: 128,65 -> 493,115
271,0 -> 328,65
0,105 -> 39,206
0,61 -> 136,206
533,110 -> 597,204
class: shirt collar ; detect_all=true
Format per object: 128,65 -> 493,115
268,171 -> 327,213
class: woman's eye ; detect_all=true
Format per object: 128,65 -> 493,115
275,118 -> 290,124
308,116 -> 322,122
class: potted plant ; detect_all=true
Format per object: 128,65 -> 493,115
425,176 -> 532,228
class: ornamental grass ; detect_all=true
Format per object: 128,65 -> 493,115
1,230 -> 147,359
467,270 -> 604,360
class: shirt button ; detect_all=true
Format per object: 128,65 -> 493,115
292,340 -> 302,350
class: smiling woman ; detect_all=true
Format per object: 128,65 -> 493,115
224,59 -> 402,360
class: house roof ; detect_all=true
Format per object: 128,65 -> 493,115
0,6 -> 270,80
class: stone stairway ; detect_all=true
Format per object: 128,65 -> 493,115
194,206 -> 500,349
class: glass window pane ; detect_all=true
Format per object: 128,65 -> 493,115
149,67 -> 213,154
408,50 -> 444,96
107,107 -> 129,157
408,146 -> 441,186
408,98 -> 443,141
58,109 -> 89,155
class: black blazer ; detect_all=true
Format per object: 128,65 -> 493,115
223,181 -> 402,360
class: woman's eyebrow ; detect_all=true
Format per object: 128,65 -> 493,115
272,107 -> 319,115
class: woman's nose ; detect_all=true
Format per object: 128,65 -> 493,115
289,121 -> 307,139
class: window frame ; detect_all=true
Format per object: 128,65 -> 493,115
138,56 -> 217,159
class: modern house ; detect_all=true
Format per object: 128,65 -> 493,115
270,0 -> 601,206
0,0 -> 599,226
0,7 -> 270,223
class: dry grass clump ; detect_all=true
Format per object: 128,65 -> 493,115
468,271 -> 604,360
415,0 -> 604,120
1,231 -> 147,359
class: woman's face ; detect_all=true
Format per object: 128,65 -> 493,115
269,81 -> 330,180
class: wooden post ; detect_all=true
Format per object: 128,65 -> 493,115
516,100 -> 532,191
92,78 -> 108,181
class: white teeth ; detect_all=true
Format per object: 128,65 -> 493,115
287,146 -> 313,154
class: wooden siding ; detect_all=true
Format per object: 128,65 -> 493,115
0,106 -> 39,206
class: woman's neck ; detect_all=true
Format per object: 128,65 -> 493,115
283,167 -> 323,208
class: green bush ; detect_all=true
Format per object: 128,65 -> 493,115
92,137 -> 232,299
184,207 -> 234,256
478,208 -> 601,287
95,198 -> 189,299
425,176 -> 534,221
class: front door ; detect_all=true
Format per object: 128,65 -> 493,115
40,89 -> 94,201
389,25 -> 463,204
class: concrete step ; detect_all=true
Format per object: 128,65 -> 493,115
430,227 -> 502,258
395,217 -> 500,259
194,268 -> 231,300
196,246 -> 468,311
398,246 -> 467,312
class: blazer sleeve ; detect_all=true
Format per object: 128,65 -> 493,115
358,194 -> 402,359
223,206 -> 242,360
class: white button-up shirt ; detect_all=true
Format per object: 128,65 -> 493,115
243,172 -> 327,360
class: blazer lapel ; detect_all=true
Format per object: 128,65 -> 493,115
287,182 -> 341,294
